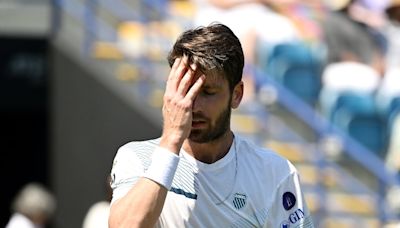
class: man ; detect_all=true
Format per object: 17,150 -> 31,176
109,23 -> 313,228
322,0 -> 388,75
6,182 -> 56,228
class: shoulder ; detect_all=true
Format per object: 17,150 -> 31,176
114,138 -> 160,159
117,138 -> 160,153
111,138 -> 161,173
237,136 -> 292,163
110,138 -> 160,187
236,136 -> 297,176
6,213 -> 34,228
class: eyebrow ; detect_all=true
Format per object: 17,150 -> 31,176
202,84 -> 222,90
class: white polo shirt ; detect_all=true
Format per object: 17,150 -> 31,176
110,135 -> 313,227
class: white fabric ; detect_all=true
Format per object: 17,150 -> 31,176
110,135 -> 313,227
319,62 -> 381,116
376,67 -> 400,113
143,146 -> 180,189
385,22 -> 400,68
322,62 -> 380,92
380,67 -> 400,98
5,213 -> 41,228
82,201 -> 110,228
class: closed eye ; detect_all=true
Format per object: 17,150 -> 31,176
202,90 -> 217,96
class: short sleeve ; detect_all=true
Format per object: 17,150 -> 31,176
264,170 -> 314,228
109,144 -> 145,205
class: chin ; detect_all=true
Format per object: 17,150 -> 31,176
188,132 -> 208,144
189,129 -> 227,144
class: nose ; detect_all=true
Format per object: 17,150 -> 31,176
192,94 -> 202,113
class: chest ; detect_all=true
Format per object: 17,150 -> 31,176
159,159 -> 274,227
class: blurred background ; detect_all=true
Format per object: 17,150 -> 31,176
1,0 -> 400,227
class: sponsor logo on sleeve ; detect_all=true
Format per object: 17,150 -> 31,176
289,208 -> 305,224
280,209 -> 307,227
280,220 -> 291,228
282,192 -> 296,211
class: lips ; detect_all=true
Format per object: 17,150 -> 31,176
192,120 -> 206,128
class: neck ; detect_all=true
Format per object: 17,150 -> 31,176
182,131 -> 234,164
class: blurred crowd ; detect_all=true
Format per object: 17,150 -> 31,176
116,0 -> 400,218
192,0 -> 400,220
4,0 -> 400,227
5,183 -> 56,228
188,0 -> 400,173
5,176 -> 112,228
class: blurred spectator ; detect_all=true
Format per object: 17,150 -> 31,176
192,0 -> 300,63
192,0 -> 300,103
6,183 -> 56,228
319,61 -> 380,117
384,221 -> 400,228
319,0 -> 394,123
381,1 -> 400,184
82,202 -> 110,228
384,0 -> 400,68
375,67 -> 400,117
376,0 -> 400,106
82,175 -> 112,228
266,0 -> 326,44
321,0 -> 390,75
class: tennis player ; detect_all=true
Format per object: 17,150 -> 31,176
109,23 -> 314,228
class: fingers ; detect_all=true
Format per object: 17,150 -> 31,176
176,63 -> 197,97
160,58 -> 205,145
186,74 -> 205,102
166,56 -> 189,93
164,56 -> 204,109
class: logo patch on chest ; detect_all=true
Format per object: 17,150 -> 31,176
233,193 -> 247,209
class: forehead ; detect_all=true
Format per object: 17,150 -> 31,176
199,69 -> 228,87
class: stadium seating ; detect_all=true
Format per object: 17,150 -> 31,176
54,0 -> 400,225
330,92 -> 387,157
263,42 -> 323,106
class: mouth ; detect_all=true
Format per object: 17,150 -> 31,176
192,120 -> 206,128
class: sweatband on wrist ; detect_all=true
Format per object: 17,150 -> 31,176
143,146 -> 180,190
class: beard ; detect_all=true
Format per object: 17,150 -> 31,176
189,103 -> 231,143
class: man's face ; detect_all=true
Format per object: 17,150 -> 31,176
188,71 -> 233,143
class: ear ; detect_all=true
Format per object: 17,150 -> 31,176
231,81 -> 243,109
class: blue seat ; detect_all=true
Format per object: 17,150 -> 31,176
330,92 -> 376,122
281,65 -> 321,105
387,96 -> 400,133
330,92 -> 387,157
264,42 -> 323,106
346,114 -> 387,157
388,97 -> 400,117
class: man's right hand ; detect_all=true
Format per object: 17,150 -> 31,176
160,56 -> 205,154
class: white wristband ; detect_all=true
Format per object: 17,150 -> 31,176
143,146 -> 180,190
